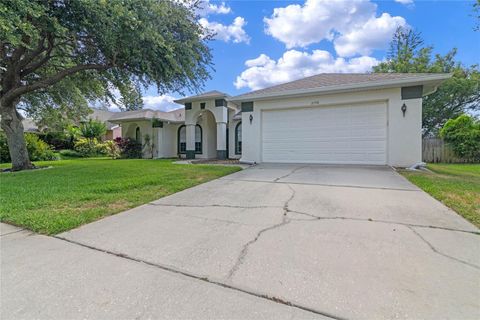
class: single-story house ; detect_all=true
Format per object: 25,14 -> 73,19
109,73 -> 451,167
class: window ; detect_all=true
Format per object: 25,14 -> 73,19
178,125 -> 201,154
178,125 -> 186,153
235,122 -> 242,154
195,125 -> 202,154
135,127 -> 141,142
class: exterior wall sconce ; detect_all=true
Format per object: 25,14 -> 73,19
401,103 -> 407,117
249,114 -> 253,124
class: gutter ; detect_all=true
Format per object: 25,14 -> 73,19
109,117 -> 184,124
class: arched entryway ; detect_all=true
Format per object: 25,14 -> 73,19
193,110 -> 216,159
182,109 -> 217,159
125,123 -> 141,143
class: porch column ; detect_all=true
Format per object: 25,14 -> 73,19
216,121 -> 227,160
186,124 -> 196,159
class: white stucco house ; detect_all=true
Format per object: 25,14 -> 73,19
109,73 -> 451,167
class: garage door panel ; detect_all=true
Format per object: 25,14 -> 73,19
261,103 -> 387,164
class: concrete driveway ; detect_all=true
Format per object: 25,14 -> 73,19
2,164 -> 479,319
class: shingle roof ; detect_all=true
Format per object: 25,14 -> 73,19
89,108 -> 119,130
231,73 -> 450,100
174,90 -> 229,104
108,108 -> 185,123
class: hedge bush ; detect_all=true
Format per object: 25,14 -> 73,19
0,132 -> 57,163
440,114 -> 480,162
74,138 -> 106,157
114,137 -> 142,159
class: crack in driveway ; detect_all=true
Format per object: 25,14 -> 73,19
287,210 -> 480,270
273,166 -> 307,182
226,184 -> 297,280
406,226 -> 480,270
53,234 -> 344,320
287,210 -> 480,235
221,178 -> 420,192
147,203 -> 283,209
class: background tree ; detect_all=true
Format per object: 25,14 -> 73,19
79,119 -> 106,141
117,83 -> 144,111
474,0 -> 480,31
374,27 -> 480,137
0,0 -> 212,170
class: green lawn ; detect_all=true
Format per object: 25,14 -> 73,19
0,158 -> 241,235
401,164 -> 480,228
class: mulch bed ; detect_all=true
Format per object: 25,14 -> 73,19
1,165 -> 51,173
191,159 -> 241,165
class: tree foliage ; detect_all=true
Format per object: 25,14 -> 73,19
374,27 -> 480,137
440,114 -> 480,161
79,119 -> 106,141
0,0 -> 212,170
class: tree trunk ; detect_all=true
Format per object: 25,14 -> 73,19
0,100 -> 34,171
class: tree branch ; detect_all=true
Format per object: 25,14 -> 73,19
20,36 -> 55,76
17,34 -> 47,69
1,63 -> 111,106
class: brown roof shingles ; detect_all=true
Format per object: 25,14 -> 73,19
231,73 -> 447,100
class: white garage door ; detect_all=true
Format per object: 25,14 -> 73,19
261,102 -> 387,164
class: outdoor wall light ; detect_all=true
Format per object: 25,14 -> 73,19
401,103 -> 407,117
249,114 -> 253,124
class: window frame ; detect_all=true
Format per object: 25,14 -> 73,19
135,127 -> 141,143
235,122 -> 242,155
177,124 -> 202,154
177,125 -> 186,154
194,124 -> 202,154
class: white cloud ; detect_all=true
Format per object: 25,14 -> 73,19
142,95 -> 181,112
264,0 -> 407,57
199,17 -> 250,44
234,50 -> 380,90
334,13 -> 406,57
395,0 -> 414,4
198,0 -> 231,16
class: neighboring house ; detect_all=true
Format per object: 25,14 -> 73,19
88,108 -> 122,140
22,118 -> 40,133
15,108 -> 121,140
109,73 -> 451,167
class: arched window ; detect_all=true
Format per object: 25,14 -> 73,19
195,125 -> 202,154
178,125 -> 186,154
135,127 -> 141,142
235,122 -> 242,154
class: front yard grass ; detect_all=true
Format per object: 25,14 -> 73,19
400,164 -> 480,228
0,158 -> 240,234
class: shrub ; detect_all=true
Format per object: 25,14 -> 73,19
74,138 -> 106,157
114,137 -> 142,159
440,114 -> 480,161
0,132 -> 57,163
59,149 -> 82,158
103,140 -> 120,159
0,132 -> 11,163
80,119 -> 107,140
24,133 -> 57,161
38,131 -> 74,150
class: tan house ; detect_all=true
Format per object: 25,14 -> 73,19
109,73 -> 451,167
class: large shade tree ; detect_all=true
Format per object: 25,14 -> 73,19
0,0 -> 212,170
373,27 -> 480,137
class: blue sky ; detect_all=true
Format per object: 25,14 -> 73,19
140,0 -> 480,111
